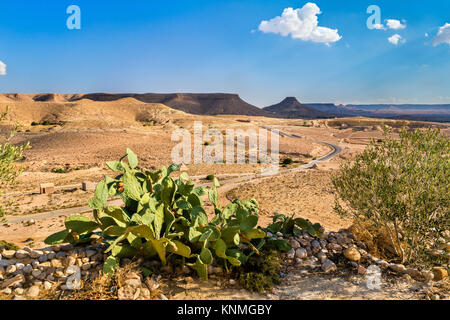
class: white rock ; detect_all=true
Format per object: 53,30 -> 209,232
2,250 -> 15,259
1,288 -> 12,295
125,278 -> 141,289
290,240 -> 301,249
43,281 -> 52,290
159,294 -> 168,300
14,287 -> 24,295
65,265 -> 79,276
27,286 -> 40,298
286,248 -> 296,259
15,263 -> 25,270
295,248 -> 308,259
6,265 -> 17,274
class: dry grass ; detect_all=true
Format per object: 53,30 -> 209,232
348,220 -> 400,261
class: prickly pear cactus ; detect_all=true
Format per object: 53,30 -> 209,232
45,148 -> 266,280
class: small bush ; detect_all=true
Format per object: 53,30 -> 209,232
281,158 -> 293,165
238,249 -> 281,293
206,174 -> 215,181
332,127 -> 449,267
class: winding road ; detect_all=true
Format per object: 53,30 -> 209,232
5,126 -> 341,224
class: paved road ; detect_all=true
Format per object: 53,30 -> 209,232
5,127 -> 341,224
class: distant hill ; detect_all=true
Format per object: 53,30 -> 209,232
0,93 -> 272,117
264,97 -> 332,119
1,93 -> 448,122
305,103 -> 450,123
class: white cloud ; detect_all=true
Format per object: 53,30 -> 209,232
0,61 -> 6,76
433,23 -> 450,46
258,2 -> 342,45
388,34 -> 404,45
386,19 -> 406,30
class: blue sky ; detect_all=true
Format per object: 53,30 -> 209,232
0,0 -> 449,106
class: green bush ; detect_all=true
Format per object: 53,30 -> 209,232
206,174 -> 215,181
0,107 -> 29,220
0,240 -> 19,250
266,212 -> 324,238
45,149 -> 266,279
332,127 -> 449,267
281,158 -> 293,165
238,249 -> 281,293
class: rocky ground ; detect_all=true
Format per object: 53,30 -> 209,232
0,226 -> 448,300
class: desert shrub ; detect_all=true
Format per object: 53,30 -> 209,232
51,168 -> 69,174
0,240 -> 19,250
281,158 -> 293,165
238,249 -> 281,293
45,149 -> 267,280
332,127 -> 449,267
0,107 -> 29,219
205,174 -> 215,181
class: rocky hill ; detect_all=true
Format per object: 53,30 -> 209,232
264,97 -> 332,119
0,93 -> 271,117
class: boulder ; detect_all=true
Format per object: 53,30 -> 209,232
432,267 -> 448,281
343,247 -> 361,261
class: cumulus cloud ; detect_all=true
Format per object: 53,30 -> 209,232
258,2 -> 342,45
386,19 -> 406,30
388,34 -> 404,45
433,23 -> 450,46
0,61 -> 6,76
